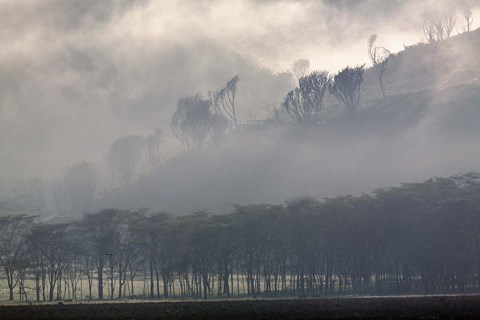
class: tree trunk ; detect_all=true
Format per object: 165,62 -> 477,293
98,264 -> 104,300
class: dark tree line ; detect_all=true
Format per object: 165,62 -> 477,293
2,172 -> 480,301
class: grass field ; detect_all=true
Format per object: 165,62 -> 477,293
2,295 -> 480,319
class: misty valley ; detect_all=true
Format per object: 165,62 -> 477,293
1,0 -> 480,319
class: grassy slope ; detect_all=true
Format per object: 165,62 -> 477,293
97,29 -> 480,215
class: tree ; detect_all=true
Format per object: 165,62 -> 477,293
171,94 -> 214,151
0,214 -> 35,300
292,59 -> 310,80
210,76 -> 240,128
368,34 -> 390,97
80,209 -> 120,300
422,4 -> 456,82
423,5 -> 456,44
282,71 -> 331,124
458,0 -> 473,32
108,136 -> 143,185
144,128 -> 163,168
28,223 -> 72,301
329,65 -> 365,114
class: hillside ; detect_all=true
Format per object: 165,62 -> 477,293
97,29 -> 480,215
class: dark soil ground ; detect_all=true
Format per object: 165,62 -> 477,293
2,295 -> 480,319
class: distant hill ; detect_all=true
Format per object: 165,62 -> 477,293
96,29 -> 480,215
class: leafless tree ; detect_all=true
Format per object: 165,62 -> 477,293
443,4 -> 457,38
368,34 -> 391,97
422,4 -> 456,82
423,4 -> 456,43
0,214 -> 35,300
458,0 -> 473,32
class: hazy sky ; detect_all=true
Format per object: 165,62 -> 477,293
1,0 -> 479,200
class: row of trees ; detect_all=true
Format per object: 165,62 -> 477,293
170,63 -> 367,147
2,172 -> 480,301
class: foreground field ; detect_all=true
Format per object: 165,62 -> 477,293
2,295 -> 480,319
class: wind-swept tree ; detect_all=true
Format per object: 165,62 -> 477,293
171,94 -> 214,151
108,136 -> 143,185
368,34 -> 390,97
210,76 -> 240,128
283,71 -> 331,124
329,65 -> 365,114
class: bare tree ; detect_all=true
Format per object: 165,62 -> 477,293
210,76 -> 240,128
443,3 -> 457,38
423,4 -> 456,82
0,214 -> 35,300
28,223 -> 71,301
171,94 -> 213,151
108,136 -> 144,185
423,12 -> 438,44
329,65 -> 365,114
368,34 -> 391,98
144,128 -> 163,168
283,71 -> 332,124
458,0 -> 473,32
423,4 -> 456,43
292,59 -> 310,80
80,209 -> 119,300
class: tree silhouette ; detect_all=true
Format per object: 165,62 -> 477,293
0,214 -> 35,300
368,34 -> 390,97
329,65 -> 365,114
107,136 -> 143,185
423,5 -> 456,44
458,0 -> 473,32
210,76 -> 240,128
283,71 -> 331,124
171,94 -> 213,151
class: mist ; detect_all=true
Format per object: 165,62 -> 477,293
1,0 -> 480,217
